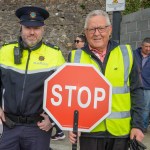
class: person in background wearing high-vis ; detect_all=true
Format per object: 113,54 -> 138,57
0,6 -> 65,150
68,10 -> 145,150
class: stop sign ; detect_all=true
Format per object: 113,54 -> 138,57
43,63 -> 112,132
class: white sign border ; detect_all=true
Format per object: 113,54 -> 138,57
106,0 -> 125,12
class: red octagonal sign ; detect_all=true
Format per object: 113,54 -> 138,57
43,63 -> 112,132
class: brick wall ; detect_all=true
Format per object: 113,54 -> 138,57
120,8 -> 150,50
0,1 -> 149,56
0,0 -> 105,58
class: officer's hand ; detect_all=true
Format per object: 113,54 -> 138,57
69,131 -> 80,144
130,128 -> 144,142
37,113 -> 53,132
0,107 -> 5,122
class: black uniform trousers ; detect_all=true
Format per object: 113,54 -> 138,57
0,124 -> 52,150
80,136 -> 129,150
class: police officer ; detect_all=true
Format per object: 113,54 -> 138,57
0,6 -> 65,150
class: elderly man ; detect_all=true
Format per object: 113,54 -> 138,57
68,10 -> 144,150
0,6 -> 65,150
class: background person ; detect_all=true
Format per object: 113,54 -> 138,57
74,34 -> 87,49
0,6 -> 65,150
134,37 -> 150,133
68,10 -> 144,150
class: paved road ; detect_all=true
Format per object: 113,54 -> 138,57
50,126 -> 150,150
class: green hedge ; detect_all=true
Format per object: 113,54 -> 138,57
123,0 -> 150,15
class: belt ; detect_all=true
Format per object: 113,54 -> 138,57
5,113 -> 44,124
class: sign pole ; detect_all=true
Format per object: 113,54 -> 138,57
72,110 -> 79,150
112,11 -> 122,44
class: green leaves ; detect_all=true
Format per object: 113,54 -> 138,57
123,0 -> 149,15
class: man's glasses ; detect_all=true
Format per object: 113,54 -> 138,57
74,40 -> 83,44
86,25 -> 109,34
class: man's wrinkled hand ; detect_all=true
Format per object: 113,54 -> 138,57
69,131 -> 80,144
130,128 -> 144,142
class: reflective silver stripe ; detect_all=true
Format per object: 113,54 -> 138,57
112,85 -> 130,94
74,49 -> 82,63
120,45 -> 129,85
112,45 -> 130,94
107,111 -> 131,119
0,64 -> 58,74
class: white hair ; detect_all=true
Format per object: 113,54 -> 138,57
84,10 -> 111,29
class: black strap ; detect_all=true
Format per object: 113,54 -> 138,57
129,137 -> 147,150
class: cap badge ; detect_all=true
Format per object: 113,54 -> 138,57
30,12 -> 36,19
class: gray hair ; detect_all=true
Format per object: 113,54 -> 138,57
84,10 -> 111,29
142,37 -> 150,45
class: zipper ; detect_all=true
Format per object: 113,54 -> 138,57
19,50 -> 31,114
90,55 -> 104,73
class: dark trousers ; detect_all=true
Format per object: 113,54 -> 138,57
0,125 -> 52,150
79,136 -> 129,150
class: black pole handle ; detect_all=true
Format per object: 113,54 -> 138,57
72,110 -> 79,150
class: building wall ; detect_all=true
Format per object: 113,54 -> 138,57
0,0 -> 105,57
0,0 -> 149,56
120,8 -> 150,50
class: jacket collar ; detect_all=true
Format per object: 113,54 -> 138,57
82,39 -> 119,55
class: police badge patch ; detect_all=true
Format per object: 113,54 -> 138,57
39,56 -> 45,61
30,12 -> 36,19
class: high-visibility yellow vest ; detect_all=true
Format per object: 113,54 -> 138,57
70,45 -> 133,136
0,42 -> 65,71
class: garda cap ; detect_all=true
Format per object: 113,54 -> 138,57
15,6 -> 49,27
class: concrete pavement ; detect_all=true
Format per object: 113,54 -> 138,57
50,130 -> 79,150
50,126 -> 150,150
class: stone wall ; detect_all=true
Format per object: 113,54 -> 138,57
120,8 -> 150,50
1,0 -> 149,57
0,0 -> 105,57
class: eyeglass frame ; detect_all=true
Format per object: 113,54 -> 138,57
74,40 -> 83,44
86,25 -> 110,34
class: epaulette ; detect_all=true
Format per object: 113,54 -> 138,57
44,42 -> 60,50
2,41 -> 18,47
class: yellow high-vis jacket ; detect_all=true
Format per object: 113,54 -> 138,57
0,41 -> 65,116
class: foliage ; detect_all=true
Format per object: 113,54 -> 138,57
140,0 -> 150,9
123,0 -> 150,15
